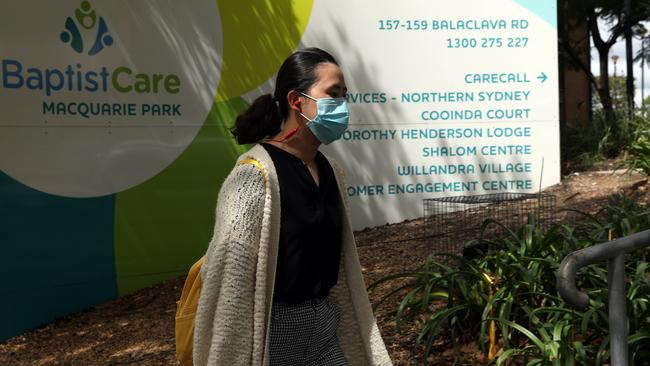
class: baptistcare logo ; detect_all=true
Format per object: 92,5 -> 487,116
60,1 -> 113,56
1,1 -> 223,197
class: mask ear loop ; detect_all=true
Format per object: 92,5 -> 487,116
266,97 -> 303,143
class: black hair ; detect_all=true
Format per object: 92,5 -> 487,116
230,47 -> 339,144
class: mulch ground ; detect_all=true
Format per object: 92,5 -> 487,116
1,161 -> 648,366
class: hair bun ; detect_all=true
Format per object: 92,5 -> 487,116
230,94 -> 281,144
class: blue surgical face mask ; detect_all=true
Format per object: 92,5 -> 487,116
299,92 -> 349,145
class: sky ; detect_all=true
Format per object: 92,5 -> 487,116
590,20 -> 650,105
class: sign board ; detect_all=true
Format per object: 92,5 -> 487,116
312,0 -> 560,229
0,0 -> 558,340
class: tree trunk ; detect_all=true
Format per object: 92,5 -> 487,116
625,0 -> 634,116
587,7 -> 616,125
597,48 -> 615,124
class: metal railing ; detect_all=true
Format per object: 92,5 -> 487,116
557,229 -> 650,366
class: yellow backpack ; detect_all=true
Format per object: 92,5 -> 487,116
175,157 -> 267,366
175,256 -> 205,366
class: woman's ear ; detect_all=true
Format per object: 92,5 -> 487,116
287,91 -> 302,112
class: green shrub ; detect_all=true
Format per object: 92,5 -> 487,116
624,129 -> 650,176
562,111 -> 650,172
369,193 -> 650,365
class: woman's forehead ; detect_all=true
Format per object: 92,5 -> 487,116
312,63 -> 346,88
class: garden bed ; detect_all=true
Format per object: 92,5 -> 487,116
0,165 -> 647,366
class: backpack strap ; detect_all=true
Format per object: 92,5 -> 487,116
237,156 -> 268,182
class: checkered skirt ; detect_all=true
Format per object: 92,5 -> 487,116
269,294 -> 349,366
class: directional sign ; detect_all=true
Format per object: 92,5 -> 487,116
304,0 -> 561,229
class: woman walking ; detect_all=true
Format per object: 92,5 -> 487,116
193,47 -> 393,366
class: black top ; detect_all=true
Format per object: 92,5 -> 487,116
261,143 -> 343,304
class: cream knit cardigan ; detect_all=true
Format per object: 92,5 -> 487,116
193,144 -> 393,366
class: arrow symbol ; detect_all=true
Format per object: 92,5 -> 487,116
537,72 -> 548,83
